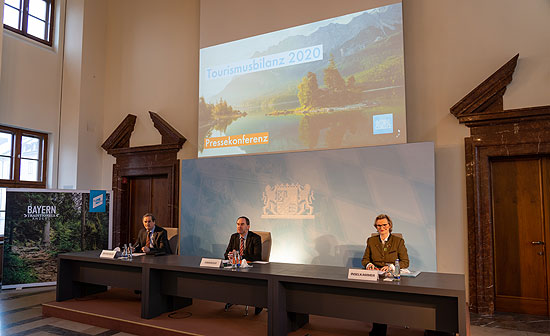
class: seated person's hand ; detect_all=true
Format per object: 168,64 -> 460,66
142,246 -> 150,253
380,265 -> 389,272
366,263 -> 376,270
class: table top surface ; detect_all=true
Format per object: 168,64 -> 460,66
59,251 -> 465,296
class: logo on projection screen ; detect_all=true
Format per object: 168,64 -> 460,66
373,113 -> 393,135
261,183 -> 314,219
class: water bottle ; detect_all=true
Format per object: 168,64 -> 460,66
231,250 -> 237,268
394,259 -> 401,280
121,244 -> 128,258
128,243 -> 133,260
235,251 -> 241,268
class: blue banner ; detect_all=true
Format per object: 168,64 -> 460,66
89,190 -> 107,213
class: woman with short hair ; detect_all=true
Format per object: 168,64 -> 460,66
361,214 -> 410,336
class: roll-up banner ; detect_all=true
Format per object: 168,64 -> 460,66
2,189 -> 112,289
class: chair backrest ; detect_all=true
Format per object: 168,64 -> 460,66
254,231 -> 272,262
370,232 -> 403,239
164,227 -> 179,254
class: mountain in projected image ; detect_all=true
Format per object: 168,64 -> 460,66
206,3 -> 403,111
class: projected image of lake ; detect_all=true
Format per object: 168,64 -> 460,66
198,2 -> 406,157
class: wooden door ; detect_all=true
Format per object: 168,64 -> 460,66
128,174 -> 171,243
491,158 -> 549,315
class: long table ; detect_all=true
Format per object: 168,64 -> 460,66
57,251 -> 467,335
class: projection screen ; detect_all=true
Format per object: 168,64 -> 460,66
199,0 -> 406,157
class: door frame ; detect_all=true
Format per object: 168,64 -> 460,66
466,142 -> 550,314
102,112 -> 186,248
113,156 -> 180,247
450,54 -> 550,314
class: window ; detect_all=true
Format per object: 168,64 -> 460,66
0,126 -> 47,235
0,125 -> 48,188
0,188 -> 5,235
0,188 -> 6,236
3,0 -> 54,46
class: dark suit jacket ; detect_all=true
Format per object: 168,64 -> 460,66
361,234 -> 409,269
133,226 -> 171,254
224,231 -> 262,262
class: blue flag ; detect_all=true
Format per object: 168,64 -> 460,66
89,190 -> 106,213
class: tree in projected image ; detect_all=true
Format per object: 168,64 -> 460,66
287,55 -> 364,116
297,72 -> 320,111
198,97 -> 247,152
323,55 -> 346,92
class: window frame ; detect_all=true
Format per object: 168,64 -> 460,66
3,0 -> 55,47
0,125 -> 48,189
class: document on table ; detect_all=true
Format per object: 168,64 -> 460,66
132,253 -> 146,257
400,270 -> 421,277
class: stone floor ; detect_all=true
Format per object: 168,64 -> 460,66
0,286 -> 131,336
1,286 -> 549,335
470,311 -> 550,335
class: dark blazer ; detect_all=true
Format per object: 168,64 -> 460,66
361,234 -> 409,269
133,226 -> 171,254
224,231 -> 262,262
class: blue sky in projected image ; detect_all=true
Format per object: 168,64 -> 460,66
200,10 -> 367,99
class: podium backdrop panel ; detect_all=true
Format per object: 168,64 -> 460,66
181,143 -> 435,270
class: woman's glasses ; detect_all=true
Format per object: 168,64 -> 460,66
374,224 -> 389,228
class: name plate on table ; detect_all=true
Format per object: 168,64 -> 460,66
200,258 -> 222,268
348,268 -> 379,281
100,250 -> 117,259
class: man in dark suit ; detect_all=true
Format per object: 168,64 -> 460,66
133,213 -> 171,254
224,216 -> 262,314
224,216 -> 262,262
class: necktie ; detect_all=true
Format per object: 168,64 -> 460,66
146,231 -> 151,248
239,237 -> 244,257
